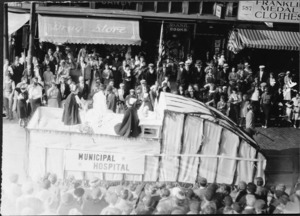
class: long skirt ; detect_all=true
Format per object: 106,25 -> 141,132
17,100 -> 29,119
29,98 -> 41,115
262,104 -> 271,121
229,103 -> 240,124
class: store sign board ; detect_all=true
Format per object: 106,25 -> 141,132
38,15 -> 141,45
168,23 -> 189,32
238,1 -> 300,23
65,150 -> 145,174
216,5 -> 222,18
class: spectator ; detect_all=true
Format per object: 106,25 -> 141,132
57,193 -> 81,215
242,194 -> 257,214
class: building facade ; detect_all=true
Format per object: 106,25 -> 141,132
6,1 -> 300,77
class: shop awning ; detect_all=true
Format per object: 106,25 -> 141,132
38,15 -> 141,45
8,12 -> 30,35
227,29 -> 300,53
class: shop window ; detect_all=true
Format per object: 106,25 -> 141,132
95,2 -> 136,10
188,2 -> 200,14
202,2 -> 214,15
171,2 -> 183,13
143,2 -> 155,12
232,2 -> 238,17
157,2 -> 169,13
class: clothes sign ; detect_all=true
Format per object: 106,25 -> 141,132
238,0 -> 300,23
65,150 -> 145,174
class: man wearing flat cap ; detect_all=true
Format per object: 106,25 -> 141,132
144,63 -> 157,87
157,62 -> 170,88
192,60 -> 205,87
255,177 -> 269,202
256,65 -> 268,84
176,62 -> 189,90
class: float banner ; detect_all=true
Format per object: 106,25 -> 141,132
238,1 -> 300,23
65,150 -> 145,174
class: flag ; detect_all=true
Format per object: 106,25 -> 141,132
158,21 -> 165,66
227,29 -> 244,54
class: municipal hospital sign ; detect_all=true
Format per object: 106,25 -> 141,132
65,150 -> 145,174
238,0 -> 300,23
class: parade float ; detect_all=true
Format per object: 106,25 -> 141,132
25,92 -> 266,185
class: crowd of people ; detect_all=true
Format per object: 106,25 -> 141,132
3,44 -> 299,132
2,172 -> 300,215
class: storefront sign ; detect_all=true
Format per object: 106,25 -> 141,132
65,150 -> 145,174
216,5 -> 222,18
38,15 -> 141,45
168,23 -> 189,32
238,1 -> 300,23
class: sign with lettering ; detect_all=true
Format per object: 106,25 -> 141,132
167,23 -> 189,32
38,15 -> 141,45
216,5 -> 222,18
238,1 -> 300,23
65,150 -> 145,174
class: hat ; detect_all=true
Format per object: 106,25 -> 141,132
276,183 -> 286,192
179,62 -> 184,65
247,182 -> 257,194
286,71 -> 291,74
244,62 -> 250,67
204,187 -> 215,201
175,190 -> 186,200
129,89 -> 135,93
232,203 -> 242,213
254,199 -> 267,211
275,190 -> 284,198
185,61 -> 191,65
143,195 -> 155,208
61,193 -> 75,205
74,187 -> 85,197
195,60 -> 202,65
106,85 -> 114,92
21,84 -> 27,90
223,63 -> 229,68
149,63 -> 154,67
129,98 -> 137,105
65,46 -> 71,50
140,79 -> 146,84
89,177 -> 100,187
259,65 -> 265,69
198,177 -> 207,185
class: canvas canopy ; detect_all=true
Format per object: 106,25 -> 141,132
38,15 -> 141,45
26,93 -> 266,184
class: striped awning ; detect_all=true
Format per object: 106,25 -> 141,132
238,29 -> 300,51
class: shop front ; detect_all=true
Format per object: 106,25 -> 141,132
37,15 -> 142,57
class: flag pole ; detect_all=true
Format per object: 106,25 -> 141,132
157,20 -> 164,68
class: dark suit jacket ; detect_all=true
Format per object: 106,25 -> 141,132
256,71 -> 269,83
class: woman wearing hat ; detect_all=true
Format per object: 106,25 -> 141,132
114,98 -> 141,138
16,84 -> 29,127
106,85 -> 117,113
47,81 -> 60,108
3,73 -> 16,120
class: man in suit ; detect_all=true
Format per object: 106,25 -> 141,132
193,60 -> 205,87
256,65 -> 268,84
157,62 -> 170,88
